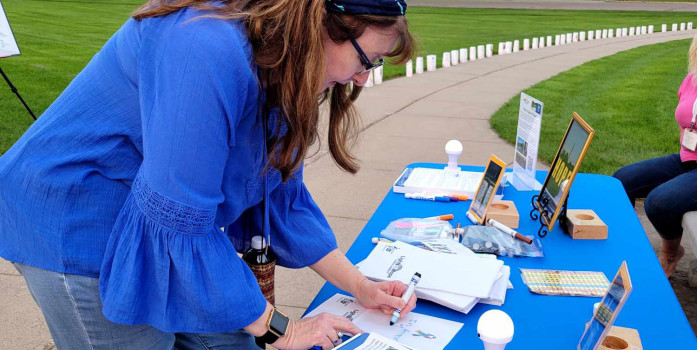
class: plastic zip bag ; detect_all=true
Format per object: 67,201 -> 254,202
380,218 -> 455,243
459,225 -> 544,258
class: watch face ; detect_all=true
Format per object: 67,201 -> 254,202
270,310 -> 290,336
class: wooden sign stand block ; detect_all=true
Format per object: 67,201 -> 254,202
565,209 -> 607,239
599,326 -> 642,350
485,200 -> 519,229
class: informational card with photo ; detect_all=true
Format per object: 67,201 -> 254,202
511,92 -> 543,191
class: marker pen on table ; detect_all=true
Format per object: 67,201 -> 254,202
466,211 -> 480,225
390,272 -> 421,326
487,218 -> 533,244
423,214 -> 454,221
405,193 -> 453,202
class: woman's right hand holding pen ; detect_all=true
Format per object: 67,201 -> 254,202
272,312 -> 362,350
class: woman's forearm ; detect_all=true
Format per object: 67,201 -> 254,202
310,249 -> 367,296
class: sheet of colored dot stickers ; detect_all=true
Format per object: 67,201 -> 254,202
520,268 -> 610,297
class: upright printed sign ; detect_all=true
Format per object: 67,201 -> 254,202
511,92 -> 543,191
0,0 -> 20,58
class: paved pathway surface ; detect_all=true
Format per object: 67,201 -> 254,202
1,30 -> 695,349
411,0 -> 697,11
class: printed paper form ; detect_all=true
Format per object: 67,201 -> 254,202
0,1 -> 20,57
306,294 -> 463,350
358,241 -> 503,298
393,167 -> 483,196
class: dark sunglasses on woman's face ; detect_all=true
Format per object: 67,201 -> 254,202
350,38 -> 384,75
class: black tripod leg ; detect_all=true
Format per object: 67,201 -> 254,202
0,65 -> 36,120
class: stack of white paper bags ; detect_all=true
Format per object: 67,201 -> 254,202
357,240 -> 512,314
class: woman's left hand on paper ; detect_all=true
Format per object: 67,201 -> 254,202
355,278 -> 417,316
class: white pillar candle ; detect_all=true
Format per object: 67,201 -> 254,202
498,42 -> 505,55
622,28 -> 628,36
415,56 -> 424,74
566,33 -> 572,43
573,32 -> 579,42
681,22 -> 686,31
672,23 -> 678,32
587,30 -> 594,40
478,44 -> 486,59
364,70 -> 374,87
442,52 -> 451,68
629,27 -> 635,36
459,48 -> 468,63
608,29 -> 613,38
523,38 -> 530,50
513,40 -> 520,52
427,54 -> 437,71
532,37 -> 539,49
662,24 -> 667,32
546,36 -> 552,47
648,25 -> 654,34
469,47 -> 477,61
373,66 -> 383,84
450,50 -> 459,66
504,41 -> 512,54
406,60 -> 413,77
486,44 -> 493,58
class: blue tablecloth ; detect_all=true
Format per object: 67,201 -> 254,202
305,163 -> 697,349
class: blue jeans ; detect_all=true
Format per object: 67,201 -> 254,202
12,262 -> 259,350
613,154 -> 697,240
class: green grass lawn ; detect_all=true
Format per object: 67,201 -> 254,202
490,39 -> 691,175
0,1 -> 695,155
392,7 -> 696,78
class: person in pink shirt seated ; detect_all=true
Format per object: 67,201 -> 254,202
613,38 -> 697,278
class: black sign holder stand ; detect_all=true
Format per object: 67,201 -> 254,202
529,192 -> 570,238
0,65 -> 36,120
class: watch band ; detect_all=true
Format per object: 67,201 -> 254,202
257,308 -> 289,345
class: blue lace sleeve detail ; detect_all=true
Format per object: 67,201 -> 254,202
131,170 -> 216,234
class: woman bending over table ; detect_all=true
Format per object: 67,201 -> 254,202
0,0 -> 417,348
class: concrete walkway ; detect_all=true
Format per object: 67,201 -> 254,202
1,30 -> 695,349
411,0 -> 697,12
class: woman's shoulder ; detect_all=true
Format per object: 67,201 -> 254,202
139,6 -> 252,62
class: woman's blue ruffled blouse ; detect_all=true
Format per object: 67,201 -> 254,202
0,7 -> 338,333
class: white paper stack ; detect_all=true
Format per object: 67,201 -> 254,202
357,241 -> 512,314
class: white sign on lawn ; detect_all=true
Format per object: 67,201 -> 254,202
511,92 -> 543,191
0,0 -> 20,58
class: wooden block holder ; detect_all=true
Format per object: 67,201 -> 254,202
564,209 -> 607,240
530,190 -> 607,239
598,326 -> 643,350
485,200 -> 519,229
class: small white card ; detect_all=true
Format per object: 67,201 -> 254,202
683,129 -> 697,151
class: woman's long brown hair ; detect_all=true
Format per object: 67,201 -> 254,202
134,0 -> 414,181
